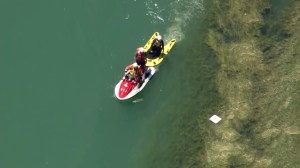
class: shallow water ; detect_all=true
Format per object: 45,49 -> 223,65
0,0 -> 209,167
1,0 -> 299,168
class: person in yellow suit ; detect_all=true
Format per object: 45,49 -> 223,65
124,63 -> 143,87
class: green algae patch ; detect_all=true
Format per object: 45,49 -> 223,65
137,0 -> 300,168
206,0 -> 300,167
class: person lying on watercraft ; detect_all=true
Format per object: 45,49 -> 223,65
147,35 -> 164,58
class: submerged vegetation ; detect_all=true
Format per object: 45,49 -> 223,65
139,0 -> 300,167
206,0 -> 300,167
208,0 -> 300,167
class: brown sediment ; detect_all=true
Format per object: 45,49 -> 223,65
206,0 -> 300,167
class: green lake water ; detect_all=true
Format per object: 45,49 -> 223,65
1,0 -> 298,168
0,0 -> 209,167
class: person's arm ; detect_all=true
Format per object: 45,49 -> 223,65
151,40 -> 155,47
125,65 -> 132,72
161,40 -> 164,52
148,40 -> 155,52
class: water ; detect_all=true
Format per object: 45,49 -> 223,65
2,0 -> 298,168
0,0 -> 209,168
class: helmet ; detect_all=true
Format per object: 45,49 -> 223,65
155,35 -> 162,41
133,62 -> 138,68
136,47 -> 145,52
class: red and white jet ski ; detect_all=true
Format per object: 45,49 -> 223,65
114,32 -> 176,100
114,67 -> 156,100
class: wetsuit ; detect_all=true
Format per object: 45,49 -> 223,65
148,39 -> 164,58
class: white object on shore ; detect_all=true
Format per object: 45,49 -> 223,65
209,115 -> 222,124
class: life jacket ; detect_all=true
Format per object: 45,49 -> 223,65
128,66 -> 137,76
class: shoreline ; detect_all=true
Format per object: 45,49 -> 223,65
138,0 -> 300,167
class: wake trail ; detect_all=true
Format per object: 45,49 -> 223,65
145,0 -> 205,42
